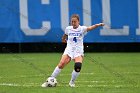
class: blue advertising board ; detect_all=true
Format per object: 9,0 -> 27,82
0,0 -> 140,43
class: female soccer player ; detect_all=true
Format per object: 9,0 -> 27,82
42,14 -> 104,87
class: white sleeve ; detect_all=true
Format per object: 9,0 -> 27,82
82,26 -> 88,35
65,27 -> 69,35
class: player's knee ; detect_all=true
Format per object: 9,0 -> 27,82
74,62 -> 82,72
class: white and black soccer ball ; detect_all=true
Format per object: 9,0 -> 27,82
46,77 -> 57,87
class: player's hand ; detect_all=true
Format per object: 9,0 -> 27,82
62,39 -> 67,43
62,34 -> 67,43
98,23 -> 105,26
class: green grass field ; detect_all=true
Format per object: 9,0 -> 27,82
0,53 -> 140,93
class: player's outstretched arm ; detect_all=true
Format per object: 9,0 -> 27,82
62,34 -> 68,43
87,23 -> 105,32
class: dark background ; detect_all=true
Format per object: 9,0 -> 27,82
0,43 -> 140,53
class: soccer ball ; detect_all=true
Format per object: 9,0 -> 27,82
46,77 -> 57,87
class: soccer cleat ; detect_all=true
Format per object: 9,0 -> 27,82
41,81 -> 48,88
69,81 -> 75,87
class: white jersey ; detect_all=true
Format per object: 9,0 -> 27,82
63,25 -> 87,59
65,25 -> 87,46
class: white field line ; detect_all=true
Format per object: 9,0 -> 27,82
0,73 -> 94,79
121,72 -> 140,74
0,80 -> 106,87
0,82 -> 138,88
0,72 -> 139,88
0,71 -> 139,79
0,83 -> 40,87
76,80 -> 106,83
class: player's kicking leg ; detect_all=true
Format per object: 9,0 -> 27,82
41,55 -> 71,87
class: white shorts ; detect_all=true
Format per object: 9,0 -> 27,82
63,46 -> 84,59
